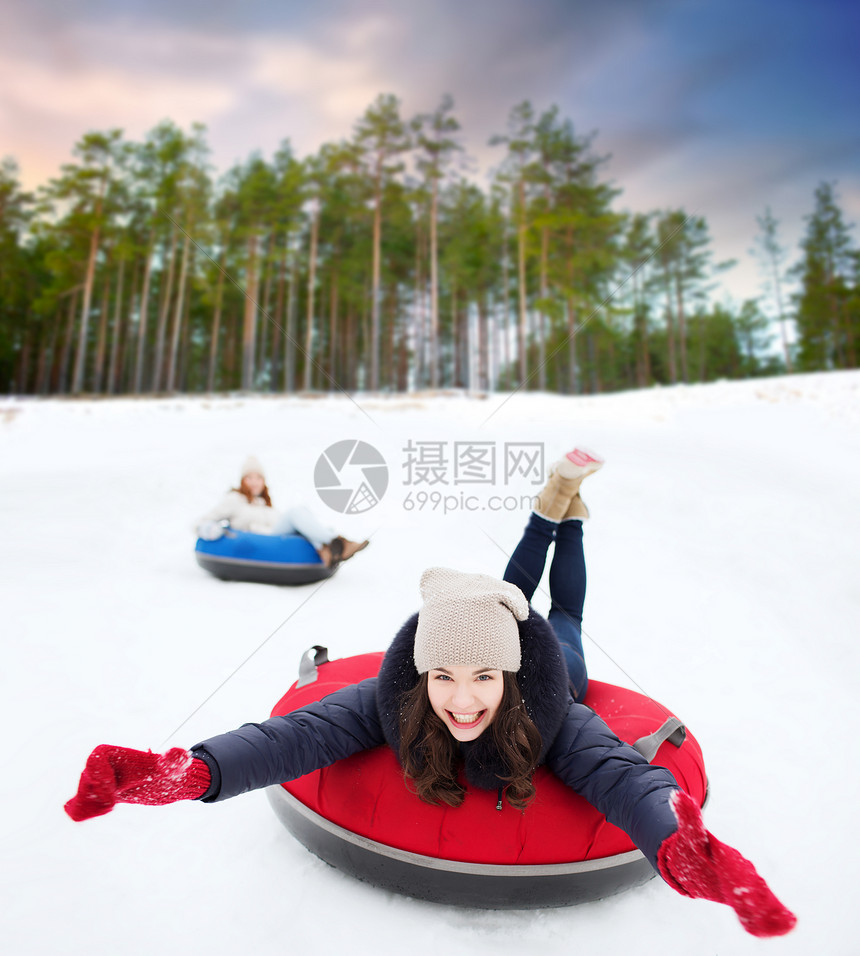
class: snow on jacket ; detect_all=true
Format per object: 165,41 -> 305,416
191,607 -> 681,871
196,490 -> 281,534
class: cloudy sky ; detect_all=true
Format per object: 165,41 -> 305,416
2,0 -> 858,307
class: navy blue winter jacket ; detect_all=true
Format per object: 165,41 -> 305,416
192,609 -> 680,871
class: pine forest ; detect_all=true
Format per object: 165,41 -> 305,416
1,95 -> 857,397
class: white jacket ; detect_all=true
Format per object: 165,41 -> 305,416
197,491 -> 282,535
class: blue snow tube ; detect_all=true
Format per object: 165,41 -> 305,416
195,530 -> 336,585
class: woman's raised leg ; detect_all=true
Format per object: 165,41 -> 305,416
502,512 -> 557,603
505,448 -> 602,702
547,518 -> 588,702
271,505 -> 335,550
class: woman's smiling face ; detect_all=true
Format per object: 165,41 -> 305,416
426,665 -> 505,741
242,472 -> 265,497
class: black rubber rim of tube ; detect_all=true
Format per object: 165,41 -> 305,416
267,785 -> 655,909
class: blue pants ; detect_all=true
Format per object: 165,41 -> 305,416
270,505 -> 335,550
503,513 -> 588,702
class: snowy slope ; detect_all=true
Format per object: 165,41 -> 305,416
2,371 -> 858,956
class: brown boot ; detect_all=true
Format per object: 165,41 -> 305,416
535,472 -> 584,522
325,536 -> 369,568
338,537 -> 369,562
535,448 -> 603,522
561,493 -> 590,521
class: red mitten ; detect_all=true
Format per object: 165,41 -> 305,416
65,745 -> 211,822
658,789 -> 796,938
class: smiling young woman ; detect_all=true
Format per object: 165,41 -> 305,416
66,448 -> 796,938
397,657 -> 542,810
195,455 -> 368,568
426,665 -> 504,740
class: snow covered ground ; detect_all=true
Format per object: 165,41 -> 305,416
2,371 -> 858,956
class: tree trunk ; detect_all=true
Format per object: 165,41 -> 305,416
360,287 -> 370,390
345,308 -> 356,391
489,292 -> 501,391
118,260 -> 140,394
588,332 -> 600,394
832,270 -> 855,368
430,178 -> 439,389
770,256 -> 793,373
413,219 -> 424,390
674,268 -> 688,383
270,235 -> 288,392
256,234 -> 273,385
284,243 -> 298,392
663,265 -> 677,384
567,298 -> 579,395
207,244 -> 227,392
632,269 -> 651,387
133,230 -> 156,394
58,287 -> 80,394
477,297 -> 489,392
383,286 -> 397,391
502,226 -> 511,389
15,323 -> 32,394
178,259 -> 193,390
71,220 -> 102,394
107,256 -> 127,395
538,223 -> 548,391
303,209 -> 319,391
370,170 -> 382,391
152,227 -> 178,392
451,283 -> 461,387
92,268 -> 111,392
241,230 -> 261,390
328,272 -> 339,390
224,312 -> 237,387
167,228 -> 193,392
516,180 -> 528,387
36,310 -> 60,395
396,292 -> 409,392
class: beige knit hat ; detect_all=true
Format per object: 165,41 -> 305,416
240,455 -> 265,479
414,567 -> 529,674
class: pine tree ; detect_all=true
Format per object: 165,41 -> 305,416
620,213 -> 656,387
41,130 -> 128,394
413,94 -> 463,389
491,102 -> 538,387
752,206 -> 793,372
231,155 -> 278,390
734,299 -> 772,376
0,159 -> 35,390
655,211 -> 717,383
353,94 -> 410,390
794,182 -> 857,370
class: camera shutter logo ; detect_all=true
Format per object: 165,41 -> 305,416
314,440 -> 389,514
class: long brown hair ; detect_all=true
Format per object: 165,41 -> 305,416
232,477 -> 273,506
398,672 -> 542,809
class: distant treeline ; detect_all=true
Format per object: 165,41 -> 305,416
0,95 -> 857,396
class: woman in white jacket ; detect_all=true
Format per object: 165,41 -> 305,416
196,456 -> 367,568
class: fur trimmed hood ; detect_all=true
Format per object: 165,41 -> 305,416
376,606 -> 572,791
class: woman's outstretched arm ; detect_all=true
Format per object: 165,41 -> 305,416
193,678 -> 384,801
545,702 -> 680,868
546,702 -> 795,938
66,678 -> 384,819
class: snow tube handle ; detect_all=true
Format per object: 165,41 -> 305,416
297,645 -> 330,688
633,716 -> 686,762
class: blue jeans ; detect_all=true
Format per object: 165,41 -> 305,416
270,505 -> 335,550
503,513 -> 588,701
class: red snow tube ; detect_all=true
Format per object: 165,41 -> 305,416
267,649 -> 708,909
